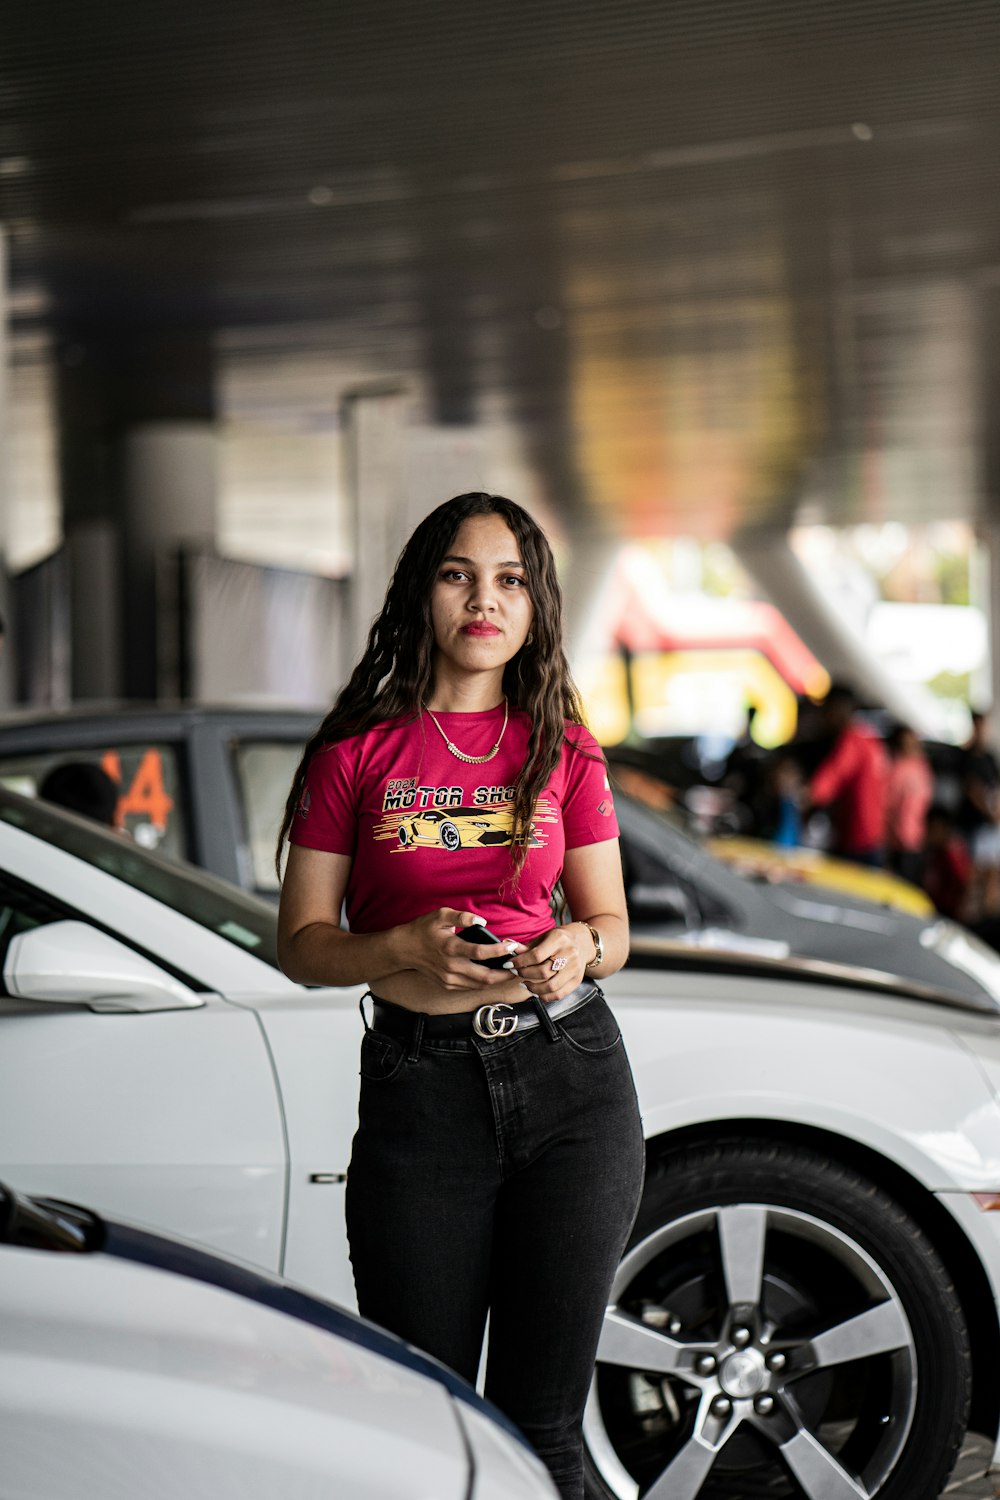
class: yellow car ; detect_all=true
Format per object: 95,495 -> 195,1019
396,805 -> 540,851
706,836 -> 933,916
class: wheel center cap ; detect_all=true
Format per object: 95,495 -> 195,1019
719,1347 -> 766,1398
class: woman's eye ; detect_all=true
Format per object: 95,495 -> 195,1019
440,569 -> 469,582
502,575 -> 526,588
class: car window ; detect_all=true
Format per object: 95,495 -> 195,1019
232,741 -> 303,894
0,792 -> 280,970
620,831 -> 735,931
0,743 -> 190,861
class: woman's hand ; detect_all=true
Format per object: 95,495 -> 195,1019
508,922 -> 595,1001
399,909 -> 521,992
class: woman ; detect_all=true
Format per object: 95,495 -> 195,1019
276,492 -> 643,1500
885,723 -> 933,886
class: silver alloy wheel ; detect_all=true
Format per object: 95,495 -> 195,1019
584,1203 -> 918,1500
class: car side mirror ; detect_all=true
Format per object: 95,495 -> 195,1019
3,921 -> 204,1012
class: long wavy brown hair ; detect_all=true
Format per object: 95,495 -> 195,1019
276,492 -> 594,879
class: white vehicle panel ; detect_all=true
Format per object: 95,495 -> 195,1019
459,1402 -> 559,1499
241,988 -> 367,1304
0,999 -> 286,1267
0,1245 -> 468,1500
605,970 -> 1000,1193
0,820 -> 291,996
931,1188 -> 1000,1468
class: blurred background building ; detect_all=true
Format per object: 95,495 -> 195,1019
2,0 -> 999,747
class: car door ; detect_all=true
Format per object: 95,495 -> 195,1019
0,866 -> 288,1271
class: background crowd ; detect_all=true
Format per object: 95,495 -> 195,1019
723,685 -> 1000,926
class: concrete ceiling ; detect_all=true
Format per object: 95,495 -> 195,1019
4,0 -> 1000,537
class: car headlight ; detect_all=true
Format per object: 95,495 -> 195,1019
920,920 -> 1000,1006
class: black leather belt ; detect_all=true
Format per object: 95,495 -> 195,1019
370,982 -> 599,1042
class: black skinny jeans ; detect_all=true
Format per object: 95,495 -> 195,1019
346,988 -> 644,1500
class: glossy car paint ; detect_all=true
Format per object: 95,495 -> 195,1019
705,834 -> 933,914
617,796 -> 1000,1009
608,965 -> 1000,1195
5,792 -> 1000,1474
0,1232 -> 556,1500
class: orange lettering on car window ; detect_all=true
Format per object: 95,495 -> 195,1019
116,749 -> 173,831
101,750 -> 123,785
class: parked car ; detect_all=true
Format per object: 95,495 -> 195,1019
609,752 -> 934,916
704,832 -> 933,913
0,703 -> 319,894
1,787 -> 1000,1499
0,705 -> 997,1008
616,792 -> 1000,1011
0,1181 -> 556,1500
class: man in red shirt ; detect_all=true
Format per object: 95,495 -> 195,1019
806,684 -> 889,864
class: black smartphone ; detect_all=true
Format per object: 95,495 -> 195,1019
457,923 -> 514,970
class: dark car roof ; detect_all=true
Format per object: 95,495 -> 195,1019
0,703 -> 324,746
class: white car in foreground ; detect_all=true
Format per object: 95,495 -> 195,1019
2,789 -> 1000,1500
0,1182 -> 555,1500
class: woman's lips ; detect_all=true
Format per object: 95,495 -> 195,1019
462,623 -> 501,636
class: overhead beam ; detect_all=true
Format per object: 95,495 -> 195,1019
733,525 -> 932,730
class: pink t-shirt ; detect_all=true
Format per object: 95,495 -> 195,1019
886,754 -> 933,853
289,706 -> 619,944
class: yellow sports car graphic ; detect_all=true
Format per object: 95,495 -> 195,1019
375,802 -> 554,852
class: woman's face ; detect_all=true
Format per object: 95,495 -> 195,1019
429,513 -> 535,682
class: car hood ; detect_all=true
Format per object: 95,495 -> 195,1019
758,884 -> 1000,1009
618,796 -> 1000,1009
0,1185 -> 530,1451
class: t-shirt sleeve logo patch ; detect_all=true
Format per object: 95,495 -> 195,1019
297,787 -> 312,819
597,798 -> 613,817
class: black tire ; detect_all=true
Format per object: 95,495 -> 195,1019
398,825 -> 409,846
439,821 -> 461,851
584,1138 -> 971,1500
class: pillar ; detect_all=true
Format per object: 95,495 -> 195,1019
120,422 -> 218,698
341,385 -> 409,665
57,333 -> 217,699
973,522 -> 1000,714
0,226 -> 12,707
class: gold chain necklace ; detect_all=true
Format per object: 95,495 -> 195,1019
424,698 -> 510,764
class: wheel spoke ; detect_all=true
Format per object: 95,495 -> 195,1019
596,1307 -> 686,1375
809,1300 -> 912,1370
642,1402 -> 728,1500
717,1205 -> 767,1309
780,1424 -> 869,1499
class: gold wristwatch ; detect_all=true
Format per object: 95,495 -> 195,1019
584,924 -> 603,970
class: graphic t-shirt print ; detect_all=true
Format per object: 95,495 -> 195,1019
373,777 -> 558,853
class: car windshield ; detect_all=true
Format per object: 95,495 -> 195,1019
0,791 -> 281,970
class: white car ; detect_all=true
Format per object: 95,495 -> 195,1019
0,1182 -> 556,1500
2,788 -> 1000,1500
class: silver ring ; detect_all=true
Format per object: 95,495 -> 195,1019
550,955 -> 568,974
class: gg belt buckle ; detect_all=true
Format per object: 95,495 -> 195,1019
473,1003 -> 518,1040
